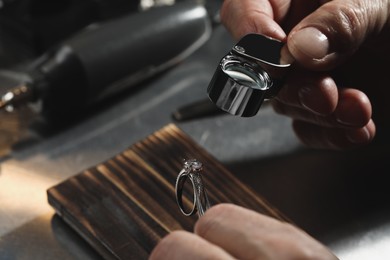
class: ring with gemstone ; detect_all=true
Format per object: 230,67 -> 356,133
175,159 -> 210,217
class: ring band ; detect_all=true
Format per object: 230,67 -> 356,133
175,159 -> 210,217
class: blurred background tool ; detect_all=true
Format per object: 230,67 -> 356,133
0,0 -> 141,68
0,1 -> 211,116
172,98 -> 225,121
0,0 -> 212,155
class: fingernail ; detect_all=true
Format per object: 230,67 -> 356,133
280,45 -> 295,65
290,27 -> 330,60
346,127 -> 371,144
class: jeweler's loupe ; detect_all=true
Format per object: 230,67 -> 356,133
207,34 -> 292,117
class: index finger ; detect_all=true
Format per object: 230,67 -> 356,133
220,0 -> 289,40
150,230 -> 235,260
195,204 -> 338,259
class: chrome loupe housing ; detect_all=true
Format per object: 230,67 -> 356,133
207,34 -> 291,117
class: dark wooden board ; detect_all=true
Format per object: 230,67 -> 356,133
47,124 -> 289,259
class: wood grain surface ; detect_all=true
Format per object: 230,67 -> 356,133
47,124 -> 288,259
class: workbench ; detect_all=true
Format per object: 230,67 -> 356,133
0,24 -> 389,260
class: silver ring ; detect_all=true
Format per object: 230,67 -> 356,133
175,159 -> 210,217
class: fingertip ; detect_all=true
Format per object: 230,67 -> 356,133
288,27 -> 330,62
280,44 -> 295,65
297,76 -> 338,115
286,1 -> 379,70
220,0 -> 286,41
334,89 -> 372,127
345,119 -> 376,144
195,203 -> 231,236
274,71 -> 338,116
286,26 -> 342,71
149,231 -> 186,259
293,120 -> 376,150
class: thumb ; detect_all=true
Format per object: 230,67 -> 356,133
286,0 -> 390,70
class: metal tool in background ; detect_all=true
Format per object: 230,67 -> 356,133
0,1 -> 212,116
171,98 -> 226,121
0,0 -> 141,67
207,34 -> 292,117
0,1 -> 213,155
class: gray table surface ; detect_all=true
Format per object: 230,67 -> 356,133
0,25 -> 389,260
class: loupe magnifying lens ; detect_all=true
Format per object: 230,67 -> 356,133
221,57 -> 272,91
207,33 -> 292,117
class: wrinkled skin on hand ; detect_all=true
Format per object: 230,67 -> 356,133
220,0 -> 390,150
150,204 -> 338,260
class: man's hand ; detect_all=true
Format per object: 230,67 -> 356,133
150,204 -> 338,259
220,0 -> 390,149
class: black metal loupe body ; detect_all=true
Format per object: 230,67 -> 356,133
207,34 -> 291,117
